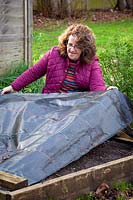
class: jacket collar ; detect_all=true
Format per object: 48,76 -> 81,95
67,57 -> 80,66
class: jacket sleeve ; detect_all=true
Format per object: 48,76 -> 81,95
89,57 -> 107,91
11,51 -> 50,91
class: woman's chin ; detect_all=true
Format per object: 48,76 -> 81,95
68,55 -> 78,61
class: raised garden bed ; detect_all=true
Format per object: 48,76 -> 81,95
0,138 -> 132,200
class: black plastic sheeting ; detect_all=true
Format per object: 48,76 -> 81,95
0,90 -> 133,185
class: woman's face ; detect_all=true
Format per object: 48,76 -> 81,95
67,35 -> 82,61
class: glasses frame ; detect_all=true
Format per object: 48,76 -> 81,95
67,43 -> 81,51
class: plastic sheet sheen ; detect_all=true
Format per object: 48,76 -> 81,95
0,90 -> 132,185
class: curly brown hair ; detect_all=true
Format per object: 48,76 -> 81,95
58,24 -> 96,64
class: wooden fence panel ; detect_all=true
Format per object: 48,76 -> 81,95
0,0 -> 32,75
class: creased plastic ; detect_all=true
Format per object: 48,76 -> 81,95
0,90 -> 132,185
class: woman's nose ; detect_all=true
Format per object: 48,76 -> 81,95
71,45 -> 77,49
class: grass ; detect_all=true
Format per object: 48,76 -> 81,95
88,19 -> 133,48
32,19 -> 133,62
32,26 -> 65,63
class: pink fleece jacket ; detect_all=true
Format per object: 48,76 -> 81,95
12,47 -> 106,93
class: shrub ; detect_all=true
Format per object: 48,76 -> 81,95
99,36 -> 133,99
0,63 -> 44,93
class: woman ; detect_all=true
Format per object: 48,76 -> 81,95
1,24 -> 107,95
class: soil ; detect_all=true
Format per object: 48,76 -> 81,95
33,10 -> 133,30
47,138 -> 133,199
48,138 -> 133,179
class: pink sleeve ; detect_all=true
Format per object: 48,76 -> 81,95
11,51 -> 50,91
89,57 -> 107,91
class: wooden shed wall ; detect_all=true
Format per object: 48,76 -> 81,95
0,0 -> 32,75
33,0 -> 117,12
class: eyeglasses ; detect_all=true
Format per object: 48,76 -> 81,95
67,43 -> 80,50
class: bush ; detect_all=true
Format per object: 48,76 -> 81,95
99,36 -> 133,100
0,63 -> 44,93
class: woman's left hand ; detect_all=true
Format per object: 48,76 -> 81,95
107,86 -> 118,90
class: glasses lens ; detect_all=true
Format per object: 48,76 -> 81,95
67,43 -> 80,50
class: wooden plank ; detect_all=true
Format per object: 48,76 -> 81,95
0,42 -> 23,53
0,190 -> 11,200
0,26 -> 24,36
0,0 -> 24,72
24,0 -> 28,65
0,41 -> 24,72
0,35 -> 24,42
9,155 -> 133,200
0,0 -> 32,73
115,131 -> 133,143
0,0 -> 23,7
0,1 -> 23,18
0,17 -> 23,27
0,8 -> 23,17
115,136 -> 133,143
27,0 -> 33,65
23,0 -> 32,65
0,171 -> 28,191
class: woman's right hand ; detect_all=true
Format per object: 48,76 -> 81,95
1,85 -> 15,95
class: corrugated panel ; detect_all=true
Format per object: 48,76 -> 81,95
0,0 -> 32,75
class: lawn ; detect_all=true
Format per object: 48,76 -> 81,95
32,19 -> 133,62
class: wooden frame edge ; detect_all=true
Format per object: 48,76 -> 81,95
7,155 -> 133,200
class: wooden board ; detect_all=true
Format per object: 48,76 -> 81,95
0,155 -> 132,200
115,131 -> 133,143
0,0 -> 32,74
0,171 -> 28,191
0,190 -> 10,200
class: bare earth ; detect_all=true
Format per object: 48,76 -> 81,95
47,139 -> 133,199
47,139 -> 133,179
33,10 -> 133,30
